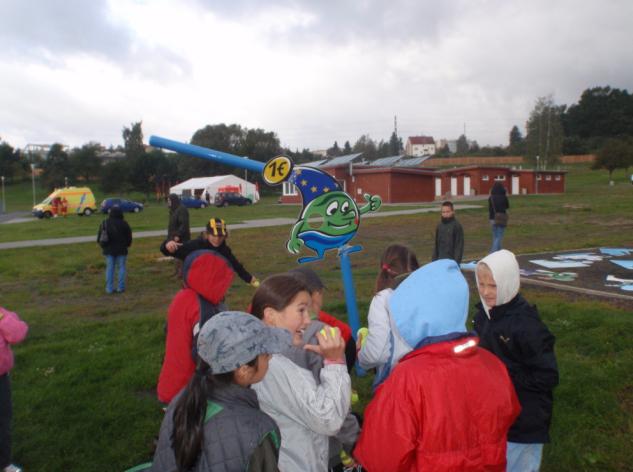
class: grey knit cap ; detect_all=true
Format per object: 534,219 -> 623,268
197,311 -> 292,374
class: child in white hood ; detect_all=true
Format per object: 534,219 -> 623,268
474,249 -> 559,472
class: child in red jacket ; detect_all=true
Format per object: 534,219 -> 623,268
0,306 -> 28,472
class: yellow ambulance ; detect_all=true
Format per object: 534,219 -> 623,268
32,187 -> 97,218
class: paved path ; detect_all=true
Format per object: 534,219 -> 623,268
0,204 -> 481,250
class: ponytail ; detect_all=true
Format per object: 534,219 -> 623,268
171,360 -> 232,471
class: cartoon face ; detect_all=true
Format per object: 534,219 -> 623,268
301,192 -> 360,236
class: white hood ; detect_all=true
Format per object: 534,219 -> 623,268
476,249 -> 520,317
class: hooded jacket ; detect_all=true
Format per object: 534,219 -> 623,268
355,260 -> 521,471
167,194 -> 191,242
488,182 -> 509,220
98,206 -> 132,256
157,250 -> 234,403
474,249 -> 559,443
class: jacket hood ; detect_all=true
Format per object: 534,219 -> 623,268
183,250 -> 234,303
476,249 -> 520,317
491,182 -> 507,195
389,259 -> 469,349
168,194 -> 181,211
108,206 -> 124,219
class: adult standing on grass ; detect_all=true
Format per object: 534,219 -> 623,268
488,181 -> 509,253
0,306 -> 28,472
98,206 -> 132,294
432,200 -> 464,264
165,194 -> 190,278
474,250 -> 559,472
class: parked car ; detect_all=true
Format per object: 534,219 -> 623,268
180,196 -> 208,209
100,198 -> 144,214
214,191 -> 252,207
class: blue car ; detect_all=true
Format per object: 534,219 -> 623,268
100,198 -> 144,214
180,196 -> 209,209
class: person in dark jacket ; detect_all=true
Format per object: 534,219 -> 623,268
161,217 -> 259,287
474,249 -> 559,472
97,206 -> 132,294
488,181 -> 509,252
151,311 -> 292,472
432,200 -> 464,264
166,194 -> 190,243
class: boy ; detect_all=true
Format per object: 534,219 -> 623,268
354,259 -> 520,470
432,201 -> 464,264
161,217 -> 259,287
474,249 -> 559,472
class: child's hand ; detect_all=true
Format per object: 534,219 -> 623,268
165,240 -> 182,252
304,326 -> 345,362
250,277 -> 260,288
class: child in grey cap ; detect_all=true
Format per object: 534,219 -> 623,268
150,311 -> 292,472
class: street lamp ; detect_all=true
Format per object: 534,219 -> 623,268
1,176 -> 5,213
30,164 -> 36,207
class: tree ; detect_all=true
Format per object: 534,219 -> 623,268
41,144 -> 73,190
327,141 -> 342,157
388,131 -> 402,155
352,135 -> 377,160
343,141 -> 352,154
524,95 -> 565,168
435,144 -> 451,157
69,143 -> 102,183
456,135 -> 469,155
508,125 -> 525,155
0,141 -> 20,182
592,138 -> 633,183
122,121 -> 155,195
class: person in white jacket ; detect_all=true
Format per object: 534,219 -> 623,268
357,244 -> 419,390
250,273 -> 351,472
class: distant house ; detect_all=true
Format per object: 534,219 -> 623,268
405,136 -> 436,156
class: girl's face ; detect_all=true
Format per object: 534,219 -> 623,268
265,290 -> 312,345
208,234 -> 226,247
477,265 -> 498,308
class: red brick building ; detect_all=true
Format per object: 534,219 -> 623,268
279,157 -> 566,204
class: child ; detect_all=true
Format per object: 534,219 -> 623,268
249,274 -> 351,472
474,249 -> 559,472
156,250 -> 235,403
432,200 -> 464,264
150,311 -> 292,471
357,244 -> 419,389
161,217 -> 259,287
0,307 -> 28,472
287,266 -> 356,371
354,260 -> 520,471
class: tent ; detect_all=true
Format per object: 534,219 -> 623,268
169,175 -> 260,203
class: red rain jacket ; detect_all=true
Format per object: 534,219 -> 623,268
157,250 -> 234,403
354,336 -> 520,472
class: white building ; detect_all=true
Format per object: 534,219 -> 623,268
405,136 -> 436,156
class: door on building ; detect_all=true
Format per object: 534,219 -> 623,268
463,176 -> 471,196
435,177 -> 442,197
512,175 -> 519,195
451,177 -> 458,196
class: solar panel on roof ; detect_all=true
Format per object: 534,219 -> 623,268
322,153 -> 363,167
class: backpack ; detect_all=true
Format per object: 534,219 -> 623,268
97,220 -> 109,247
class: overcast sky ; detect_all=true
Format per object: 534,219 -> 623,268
1,0 -> 632,152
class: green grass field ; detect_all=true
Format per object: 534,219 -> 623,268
1,165 -> 632,471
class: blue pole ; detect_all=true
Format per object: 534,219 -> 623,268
149,135 -> 265,174
338,244 -> 365,376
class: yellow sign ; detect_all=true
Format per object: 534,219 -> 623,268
263,156 -> 293,185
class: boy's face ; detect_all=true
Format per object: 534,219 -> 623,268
477,265 -> 497,308
441,205 -> 454,219
207,233 -> 226,247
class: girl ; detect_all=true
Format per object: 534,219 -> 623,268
357,244 -> 419,389
0,306 -> 28,472
151,311 -> 292,472
250,274 -> 351,472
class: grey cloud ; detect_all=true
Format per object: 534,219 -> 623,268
0,0 -> 190,79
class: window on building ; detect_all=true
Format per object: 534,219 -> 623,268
283,181 -> 298,196
555,175 -> 561,181
482,175 -> 489,181
536,174 -> 542,181
494,175 -> 506,181
545,175 -> 552,181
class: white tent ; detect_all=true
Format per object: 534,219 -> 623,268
169,175 -> 260,203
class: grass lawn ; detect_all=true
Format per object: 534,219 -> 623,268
1,165 -> 632,471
